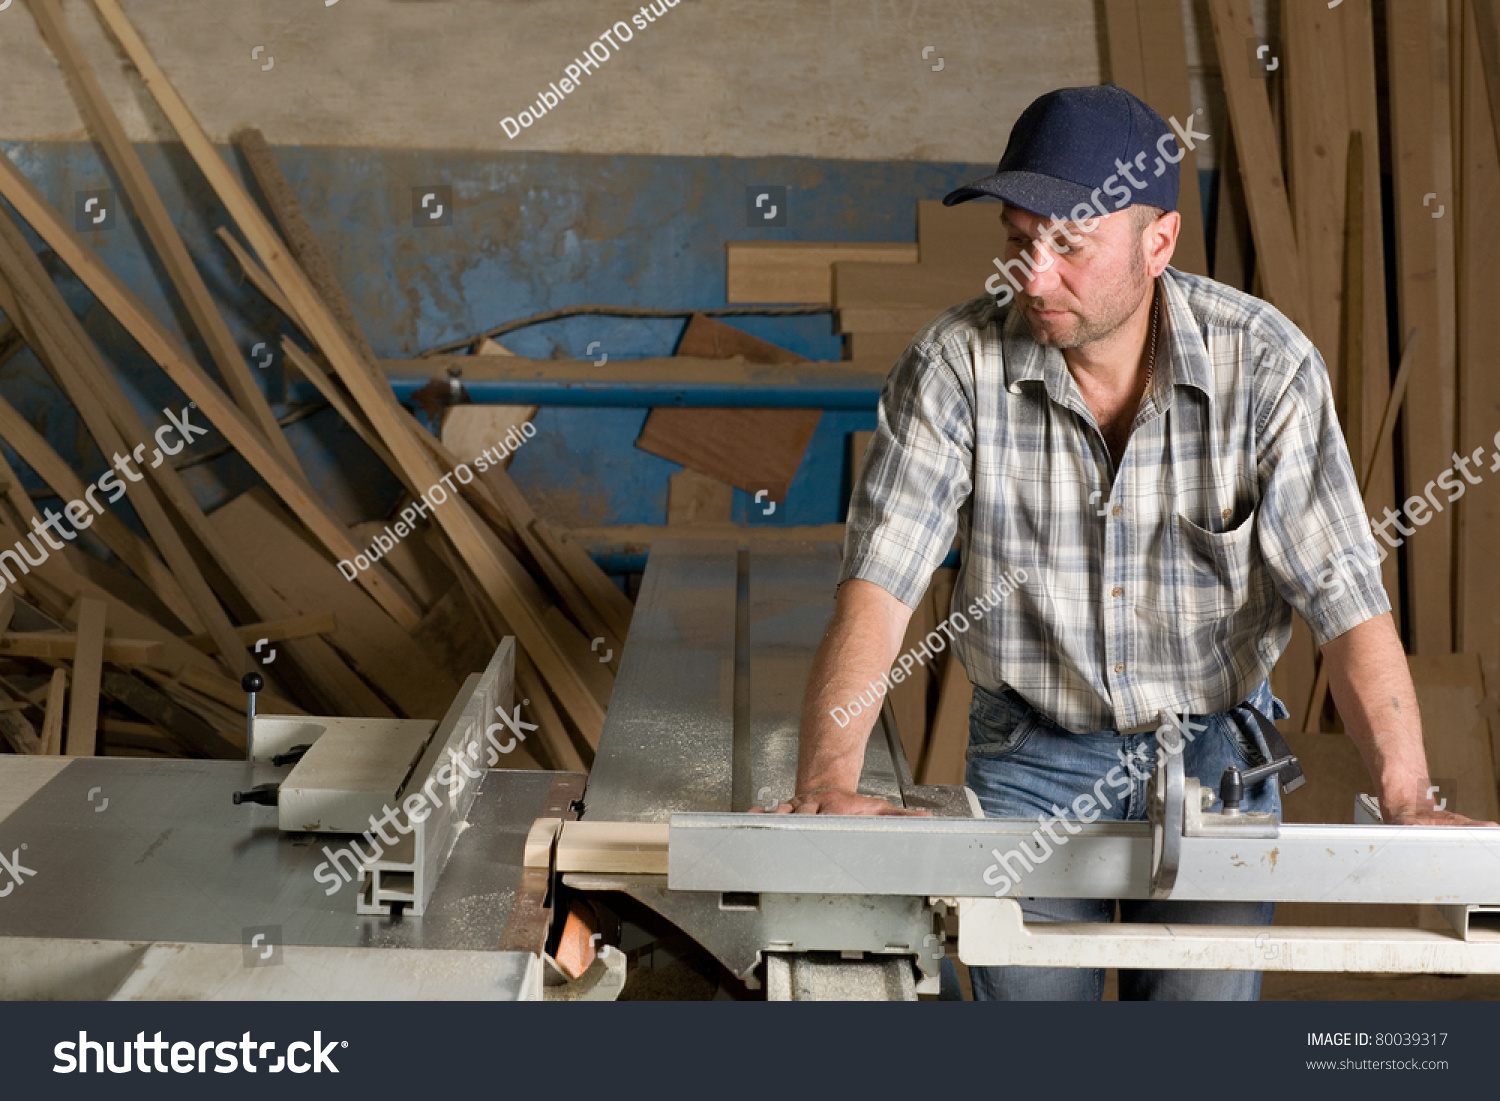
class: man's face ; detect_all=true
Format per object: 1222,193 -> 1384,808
1000,204 -> 1152,350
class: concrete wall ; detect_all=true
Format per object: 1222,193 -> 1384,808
3,0 -> 1102,160
0,0 -> 1272,564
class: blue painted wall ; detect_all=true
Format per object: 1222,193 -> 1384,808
0,141 -> 1001,555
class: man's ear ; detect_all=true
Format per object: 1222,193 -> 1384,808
1146,210 -> 1180,276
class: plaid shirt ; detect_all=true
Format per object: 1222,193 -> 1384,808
841,267 -> 1389,734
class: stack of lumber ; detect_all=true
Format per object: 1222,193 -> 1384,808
0,0 -> 630,769
1195,0 -> 1500,812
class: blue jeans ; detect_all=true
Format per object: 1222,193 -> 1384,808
964,680 -> 1285,1001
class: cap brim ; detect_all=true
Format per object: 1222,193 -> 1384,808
942,170 -> 1100,222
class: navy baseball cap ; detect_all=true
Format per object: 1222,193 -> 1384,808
943,84 -> 1179,220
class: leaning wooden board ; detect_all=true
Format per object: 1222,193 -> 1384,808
635,315 -> 821,503
206,489 -> 462,721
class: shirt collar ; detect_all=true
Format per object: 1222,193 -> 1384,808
999,268 -> 1215,404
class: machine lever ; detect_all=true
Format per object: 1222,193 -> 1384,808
1219,755 -> 1301,813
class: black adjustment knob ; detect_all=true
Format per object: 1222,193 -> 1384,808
232,783 -> 279,807
242,672 -> 264,693
1219,755 -> 1302,812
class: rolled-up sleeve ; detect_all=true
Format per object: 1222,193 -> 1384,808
840,341 -> 974,607
1254,351 -> 1391,647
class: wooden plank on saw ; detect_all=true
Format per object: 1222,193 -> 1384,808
636,315 -> 820,503
64,597 -> 105,757
85,4 -> 601,739
1102,0 -> 1208,275
726,241 -> 917,305
1456,6 -> 1500,774
26,0 -> 305,480
1387,0 -> 1457,655
0,215 -> 247,675
555,820 -> 669,875
667,469 -> 733,526
1206,0 -> 1308,325
206,489 -> 461,721
0,388 -> 202,633
0,156 -> 421,635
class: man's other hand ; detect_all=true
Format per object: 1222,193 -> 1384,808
752,788 -> 932,816
1382,803 -> 1498,827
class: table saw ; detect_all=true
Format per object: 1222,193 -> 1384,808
3,539 -> 1499,1000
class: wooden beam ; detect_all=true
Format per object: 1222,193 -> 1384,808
230,128 -> 383,378
0,632 -> 159,665
183,611 -> 338,655
216,227 -> 303,330
1387,0 -> 1458,654
0,388 -> 203,632
1207,0 -> 1308,324
83,4 -> 602,738
280,339 -> 406,480
1283,0 -> 1350,391
0,221 -> 248,675
99,670 -> 239,758
1456,2 -> 1500,760
1108,0 -> 1209,275
64,597 -> 105,756
384,355 -> 888,392
0,153 -> 423,633
0,682 -> 42,755
668,470 -> 733,525
26,0 -> 306,481
725,241 -> 917,305
38,668 -> 66,755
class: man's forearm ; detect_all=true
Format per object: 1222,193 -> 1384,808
797,579 -> 914,794
1322,612 -> 1434,813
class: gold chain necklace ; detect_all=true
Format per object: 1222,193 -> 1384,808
1144,284 -> 1159,393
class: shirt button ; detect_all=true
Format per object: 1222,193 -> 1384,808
1111,586 -> 1123,598
1114,662 -> 1125,674
1111,505 -> 1123,518
1221,507 -> 1232,520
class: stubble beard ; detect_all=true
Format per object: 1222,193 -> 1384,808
1019,242 -> 1151,351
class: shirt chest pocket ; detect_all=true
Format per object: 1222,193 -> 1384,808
1167,509 -> 1261,622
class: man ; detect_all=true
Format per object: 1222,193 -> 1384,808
772,85 -> 1495,1001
